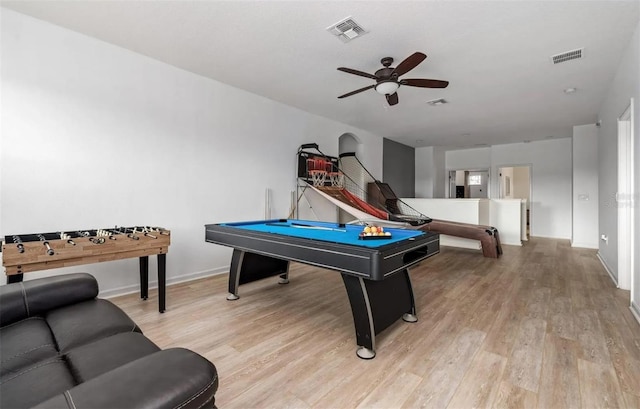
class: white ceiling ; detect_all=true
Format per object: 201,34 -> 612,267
2,1 -> 639,148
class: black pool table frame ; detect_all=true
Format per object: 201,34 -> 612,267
205,221 -> 440,359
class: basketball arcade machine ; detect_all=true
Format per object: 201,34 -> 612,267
293,143 -> 344,220
293,143 -> 430,227
294,143 -> 390,222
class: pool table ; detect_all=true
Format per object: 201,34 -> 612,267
205,219 -> 439,359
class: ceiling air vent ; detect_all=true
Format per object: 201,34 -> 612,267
327,17 -> 367,43
427,98 -> 448,106
551,48 -> 584,64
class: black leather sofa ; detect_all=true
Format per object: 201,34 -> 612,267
0,273 -> 218,408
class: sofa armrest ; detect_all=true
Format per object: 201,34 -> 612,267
0,273 -> 99,326
33,348 -> 218,409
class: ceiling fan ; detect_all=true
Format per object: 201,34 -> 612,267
337,52 -> 449,106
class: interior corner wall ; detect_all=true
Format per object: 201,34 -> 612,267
415,146 -> 434,198
0,10 -> 384,292
415,146 -> 446,198
596,19 -> 640,289
433,147 -> 446,198
383,138 -> 415,198
572,124 -> 599,249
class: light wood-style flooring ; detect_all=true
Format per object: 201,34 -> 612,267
111,238 -> 640,408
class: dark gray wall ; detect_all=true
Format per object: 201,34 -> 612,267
382,138 -> 415,198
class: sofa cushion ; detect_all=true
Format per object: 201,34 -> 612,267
0,273 -> 98,327
0,357 -> 76,408
0,317 -> 58,376
46,299 -> 140,352
33,348 -> 218,409
65,332 -> 161,383
0,273 -> 218,409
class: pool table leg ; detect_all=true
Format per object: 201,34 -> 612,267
278,272 -> 290,284
341,269 -> 417,360
227,249 -> 290,300
227,250 -> 244,300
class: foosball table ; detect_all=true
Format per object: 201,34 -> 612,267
1,226 -> 171,312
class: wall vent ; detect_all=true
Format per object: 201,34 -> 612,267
551,48 -> 584,64
427,98 -> 448,106
327,17 -> 367,43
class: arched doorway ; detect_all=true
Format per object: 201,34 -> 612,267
339,133 -> 362,157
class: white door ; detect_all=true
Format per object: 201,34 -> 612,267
617,100 -> 634,296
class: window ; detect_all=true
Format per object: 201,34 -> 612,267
468,174 -> 482,185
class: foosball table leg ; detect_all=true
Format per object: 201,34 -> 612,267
139,256 -> 149,300
7,274 -> 23,284
157,253 -> 166,313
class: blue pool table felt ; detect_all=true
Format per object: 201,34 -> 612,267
221,219 -> 425,248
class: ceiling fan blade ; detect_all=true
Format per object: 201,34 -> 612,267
338,84 -> 376,99
400,78 -> 449,88
393,52 -> 427,76
337,67 -> 378,80
386,92 -> 399,106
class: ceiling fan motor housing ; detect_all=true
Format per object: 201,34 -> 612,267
380,57 -> 394,67
374,67 -> 397,81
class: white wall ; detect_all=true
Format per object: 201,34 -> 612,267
572,124 -> 599,249
446,147 -> 491,171
492,139 -> 572,239
490,199 -> 523,246
596,20 -> 639,295
402,198 -> 522,247
415,146 -> 447,199
433,147 -> 446,198
634,25 -> 640,316
0,10 -> 384,293
415,146 -> 434,198
402,198 -> 483,250
438,139 -> 572,239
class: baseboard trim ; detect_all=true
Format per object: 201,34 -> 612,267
571,242 -> 599,249
631,301 -> 640,325
529,234 -> 571,240
100,267 -> 228,299
597,252 -> 618,287
501,241 -> 522,247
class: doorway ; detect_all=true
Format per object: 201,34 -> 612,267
499,165 -> 531,239
448,170 -> 489,198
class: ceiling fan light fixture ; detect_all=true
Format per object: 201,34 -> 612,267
375,81 -> 399,95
